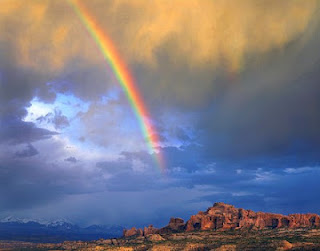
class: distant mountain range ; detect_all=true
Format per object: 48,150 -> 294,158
0,216 -> 73,226
0,217 -> 123,243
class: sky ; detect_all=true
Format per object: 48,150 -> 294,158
1,0 -> 320,228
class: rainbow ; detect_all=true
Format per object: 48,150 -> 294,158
68,0 -> 166,174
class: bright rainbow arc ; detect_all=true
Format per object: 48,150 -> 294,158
68,0 -> 166,174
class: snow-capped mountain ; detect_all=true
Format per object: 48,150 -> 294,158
0,216 -> 33,224
0,217 -> 123,242
0,216 -> 73,227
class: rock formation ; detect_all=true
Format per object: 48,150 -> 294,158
143,225 -> 158,236
123,227 -> 143,237
123,202 -> 320,237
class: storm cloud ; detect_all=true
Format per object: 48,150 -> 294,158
0,0 -> 320,227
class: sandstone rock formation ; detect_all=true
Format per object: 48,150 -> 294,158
143,225 -> 158,236
123,202 -> 320,237
186,202 -> 320,231
123,227 -> 143,238
147,234 -> 165,242
274,240 -> 293,250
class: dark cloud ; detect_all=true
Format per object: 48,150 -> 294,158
0,157 -> 107,211
194,21 -> 320,162
14,144 -> 39,158
37,109 -> 70,130
0,160 -> 67,210
0,0 -> 320,228
1,140 -> 320,225
52,111 -> 69,129
96,159 -> 131,174
0,118 -> 57,144
199,166 -> 320,215
0,43 -> 58,146
64,156 -> 78,163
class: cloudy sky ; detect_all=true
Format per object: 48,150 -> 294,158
1,0 -> 320,228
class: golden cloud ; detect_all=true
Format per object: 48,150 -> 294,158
0,0 -> 318,73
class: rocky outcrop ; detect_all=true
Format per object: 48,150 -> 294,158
185,202 -> 320,231
123,218 -> 185,237
168,218 -> 185,230
273,240 -> 293,250
123,202 -> 320,237
215,244 -> 237,251
143,225 -> 158,236
123,227 -> 143,237
158,218 -> 185,234
147,234 -> 165,242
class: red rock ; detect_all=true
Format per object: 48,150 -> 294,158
123,227 -> 143,237
143,225 -> 158,236
168,218 -> 185,230
184,202 -> 320,231
123,203 -> 320,237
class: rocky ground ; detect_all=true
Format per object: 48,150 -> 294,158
1,228 -> 320,250
2,203 -> 320,250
